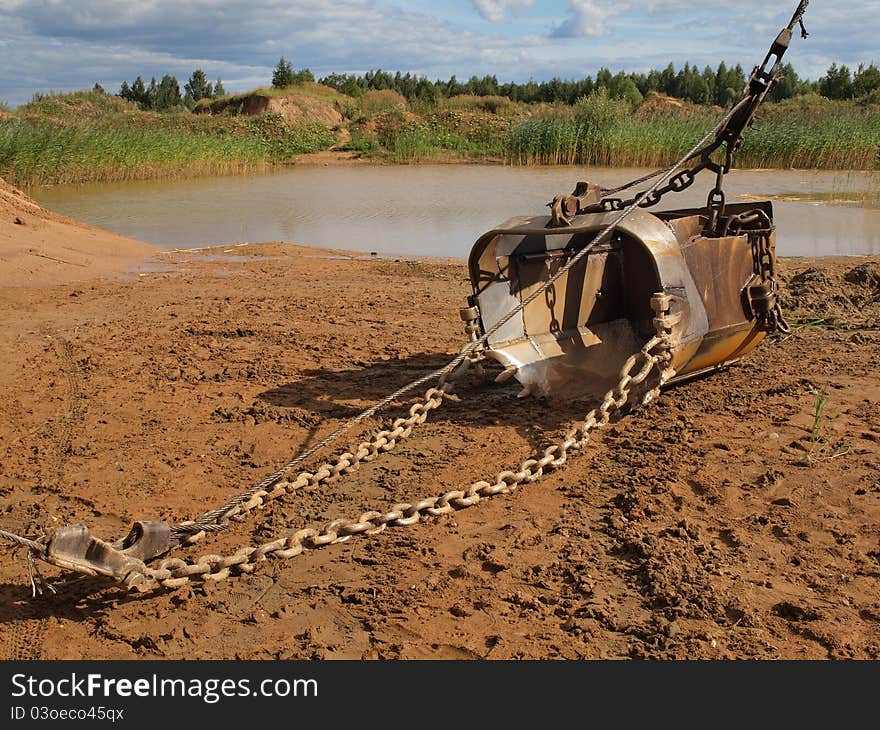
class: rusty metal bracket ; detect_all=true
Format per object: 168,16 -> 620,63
43,521 -> 172,588
548,181 -> 605,227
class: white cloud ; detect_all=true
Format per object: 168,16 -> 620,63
0,0 -> 877,106
0,1 -> 543,104
551,1 -> 621,38
471,0 -> 533,22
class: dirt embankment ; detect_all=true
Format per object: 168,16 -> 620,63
195,85 -> 345,128
0,177 -> 155,287
781,259 -> 880,328
0,223 -> 876,660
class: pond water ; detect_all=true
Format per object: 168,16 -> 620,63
31,165 -> 880,258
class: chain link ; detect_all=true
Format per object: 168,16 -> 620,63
595,162 -> 709,214
174,377 -> 460,547
754,229 -> 791,335
128,311 -> 678,593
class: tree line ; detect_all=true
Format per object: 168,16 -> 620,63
108,57 -> 880,114
317,61 -> 880,107
118,69 -> 225,111
818,63 -> 880,100
319,63 -> 751,106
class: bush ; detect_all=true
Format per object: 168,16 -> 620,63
245,114 -> 335,158
372,108 -> 410,148
446,94 -> 511,114
574,89 -> 628,138
359,89 -> 408,115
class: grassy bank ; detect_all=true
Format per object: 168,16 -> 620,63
0,91 -> 334,186
1,86 -> 877,188
503,93 -> 880,169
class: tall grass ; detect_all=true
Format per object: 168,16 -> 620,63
737,96 -> 880,169
0,91 -> 335,186
0,119 -> 267,185
504,91 -> 880,169
388,123 -> 505,163
364,106 -> 507,163
387,125 -> 488,162
505,91 -> 715,167
2,88 -> 876,186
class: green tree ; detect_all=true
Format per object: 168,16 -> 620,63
676,64 -> 709,104
730,65 -> 747,97
714,62 -> 745,106
213,78 -> 226,97
147,77 -> 159,109
659,63 -> 676,95
415,76 -> 438,103
701,66 -> 715,104
819,63 -> 853,100
119,80 -> 131,101
477,74 -> 499,96
341,76 -> 362,97
93,82 -> 105,94
155,75 -> 182,110
185,69 -> 212,102
130,76 -> 149,108
769,62 -> 800,101
291,67 -> 315,84
608,72 -> 643,106
272,56 -> 295,88
852,63 -> 880,98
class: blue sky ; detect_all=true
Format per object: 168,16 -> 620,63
0,1 -> 877,106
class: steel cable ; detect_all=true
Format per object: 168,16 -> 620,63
172,95 -> 751,541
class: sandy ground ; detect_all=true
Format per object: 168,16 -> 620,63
0,184 -> 878,660
0,177 -> 155,288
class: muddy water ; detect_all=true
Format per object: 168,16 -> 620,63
32,166 -> 879,258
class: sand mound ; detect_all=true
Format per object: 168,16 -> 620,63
0,177 -> 155,287
198,86 -> 344,127
638,92 -> 686,114
779,258 -> 880,328
262,94 -> 343,126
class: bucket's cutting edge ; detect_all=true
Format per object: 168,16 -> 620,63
486,320 -> 644,401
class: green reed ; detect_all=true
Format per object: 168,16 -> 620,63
0,91 -> 335,187
503,95 -> 880,170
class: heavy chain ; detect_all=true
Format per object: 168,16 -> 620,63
593,162 -> 708,214
752,226 -> 791,336
175,374 -> 462,547
0,363 -> 466,596
172,92 -> 748,545
716,207 -> 789,335
598,154 -> 732,233
124,300 -> 678,592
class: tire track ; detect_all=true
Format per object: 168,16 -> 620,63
1,336 -> 86,661
0,588 -> 43,660
49,337 -> 85,486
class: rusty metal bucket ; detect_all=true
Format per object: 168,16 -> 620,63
465,200 -> 778,400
